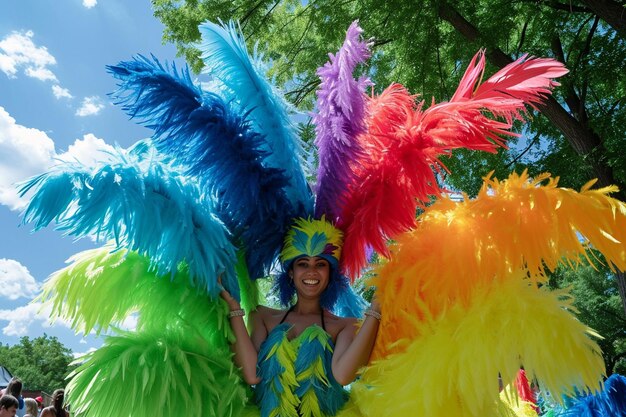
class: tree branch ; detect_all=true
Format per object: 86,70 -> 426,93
580,0 -> 626,39
505,133 -> 541,169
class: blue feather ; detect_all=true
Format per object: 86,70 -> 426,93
198,21 -> 313,217
545,374 -> 626,417
20,141 -> 238,297
106,55 -> 297,280
255,323 -> 299,417
295,327 -> 348,416
331,283 -> 367,318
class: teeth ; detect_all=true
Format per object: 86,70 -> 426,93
303,279 -> 319,285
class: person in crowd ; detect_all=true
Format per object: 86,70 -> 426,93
40,390 -> 68,417
22,399 -> 37,417
2,379 -> 24,417
33,398 -> 42,417
0,395 -> 18,417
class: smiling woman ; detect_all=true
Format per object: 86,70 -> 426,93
220,218 -> 382,412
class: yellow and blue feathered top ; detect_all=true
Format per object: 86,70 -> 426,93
255,321 -> 348,417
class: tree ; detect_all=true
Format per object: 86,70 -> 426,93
547,262 -> 626,375
150,0 -> 626,310
0,334 -> 75,393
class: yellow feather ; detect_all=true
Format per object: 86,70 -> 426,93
371,171 -> 626,359
352,277 -> 604,417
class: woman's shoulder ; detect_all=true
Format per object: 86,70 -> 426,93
324,311 -> 358,332
254,305 -> 285,317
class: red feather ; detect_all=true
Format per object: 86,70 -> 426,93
338,50 -> 568,278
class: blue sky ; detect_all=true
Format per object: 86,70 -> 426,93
0,0 -> 180,355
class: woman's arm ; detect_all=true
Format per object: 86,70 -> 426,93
330,300 -> 381,386
220,286 -> 263,385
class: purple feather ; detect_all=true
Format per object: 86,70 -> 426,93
313,21 -> 372,222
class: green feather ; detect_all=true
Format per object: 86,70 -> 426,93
39,246 -> 233,346
67,328 -> 251,417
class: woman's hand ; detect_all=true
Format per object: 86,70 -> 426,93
218,275 -> 241,311
369,293 -> 381,314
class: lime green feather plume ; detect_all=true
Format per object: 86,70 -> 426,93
39,246 -> 232,345
67,327 -> 250,417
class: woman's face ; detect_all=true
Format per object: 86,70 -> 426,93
290,256 -> 330,300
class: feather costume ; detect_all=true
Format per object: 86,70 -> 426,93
18,19 -> 624,417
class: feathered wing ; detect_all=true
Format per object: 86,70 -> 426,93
372,171 -> 626,358
338,52 -> 568,277
313,20 -> 371,221
107,55 -> 294,280
38,247 -> 232,340
20,141 -> 238,296
39,246 -> 253,417
344,171 -> 626,417
198,21 -> 313,219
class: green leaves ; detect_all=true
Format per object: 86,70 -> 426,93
0,334 -> 75,392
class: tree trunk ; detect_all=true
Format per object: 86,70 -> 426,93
580,0 -> 626,40
437,1 -> 626,315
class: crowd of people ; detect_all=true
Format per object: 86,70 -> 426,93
0,378 -> 68,417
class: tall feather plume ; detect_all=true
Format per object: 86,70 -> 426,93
198,21 -> 313,218
39,247 -> 233,342
370,171 -> 626,359
107,55 -> 293,280
313,20 -> 372,221
20,142 -> 238,296
338,52 -> 568,277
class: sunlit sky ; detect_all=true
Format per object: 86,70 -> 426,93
0,0 -> 179,355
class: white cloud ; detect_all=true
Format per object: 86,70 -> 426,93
0,106 -> 56,210
119,314 -> 138,332
82,0 -> 97,8
73,347 -> 97,359
0,106 -> 115,210
25,66 -> 57,82
0,30 -> 57,80
0,259 -> 39,300
57,133 -> 115,166
0,302 -> 71,337
75,96 -> 105,117
52,84 -> 73,99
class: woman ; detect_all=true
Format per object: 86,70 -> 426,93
23,398 -> 37,417
3,378 -> 25,417
40,390 -> 68,417
221,218 -> 381,417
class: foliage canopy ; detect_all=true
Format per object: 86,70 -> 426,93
152,0 -> 625,197
0,334 -> 75,393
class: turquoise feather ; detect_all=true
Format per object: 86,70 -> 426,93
198,21 -> 313,218
20,141 -> 239,297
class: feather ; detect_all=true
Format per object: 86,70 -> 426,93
545,374 -> 626,416
198,21 -> 313,218
20,141 -> 238,296
313,20 -> 372,221
371,171 -> 626,359
338,51 -> 568,277
107,55 -> 295,280
66,328 -> 249,417
39,246 -> 233,342
515,369 -> 538,411
295,327 -> 349,417
350,277 -> 604,417
255,323 -> 300,417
